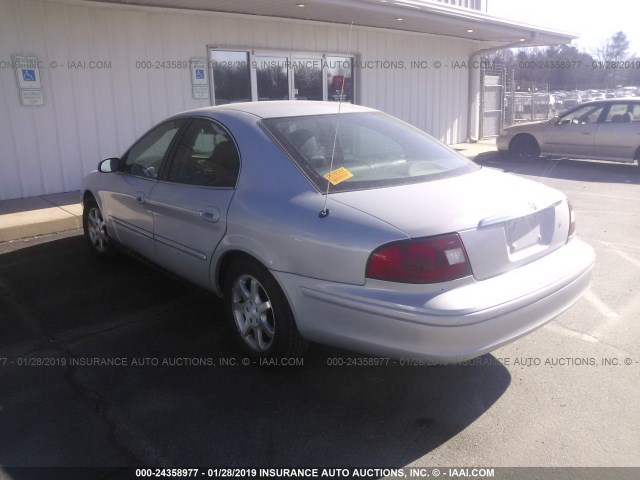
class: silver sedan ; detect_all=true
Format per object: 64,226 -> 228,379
497,98 -> 640,163
82,101 -> 594,362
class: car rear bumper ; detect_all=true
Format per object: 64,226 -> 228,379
273,238 -> 594,362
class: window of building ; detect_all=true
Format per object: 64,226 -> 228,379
210,51 -> 251,105
209,48 -> 355,105
292,57 -> 324,101
326,56 -> 354,103
255,55 -> 289,101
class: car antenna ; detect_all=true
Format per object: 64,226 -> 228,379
319,21 -> 354,219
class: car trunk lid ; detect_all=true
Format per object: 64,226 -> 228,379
331,168 -> 570,281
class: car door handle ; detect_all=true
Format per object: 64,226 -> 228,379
199,207 -> 220,223
135,191 -> 146,204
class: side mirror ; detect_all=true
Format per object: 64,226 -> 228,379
98,157 -> 120,173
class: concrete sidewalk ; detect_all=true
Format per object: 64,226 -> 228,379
0,191 -> 83,243
0,140 -> 498,243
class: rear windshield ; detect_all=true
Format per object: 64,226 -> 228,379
261,112 -> 478,192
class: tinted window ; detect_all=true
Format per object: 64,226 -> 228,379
256,56 -> 289,101
167,118 -> 239,187
124,120 -> 183,179
326,56 -> 353,103
262,112 -> 477,192
211,51 -> 251,105
292,58 -> 323,101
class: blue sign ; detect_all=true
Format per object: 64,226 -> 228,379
195,68 -> 205,80
22,69 -> 36,82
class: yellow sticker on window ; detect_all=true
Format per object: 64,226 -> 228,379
323,166 -> 353,186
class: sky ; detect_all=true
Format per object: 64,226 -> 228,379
487,0 -> 640,56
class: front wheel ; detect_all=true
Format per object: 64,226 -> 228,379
83,197 -> 117,258
223,258 -> 308,360
509,135 -> 540,161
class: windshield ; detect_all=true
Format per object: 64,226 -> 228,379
261,112 -> 478,192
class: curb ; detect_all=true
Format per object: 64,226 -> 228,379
0,191 -> 82,243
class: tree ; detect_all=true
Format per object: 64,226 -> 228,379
593,31 -> 630,87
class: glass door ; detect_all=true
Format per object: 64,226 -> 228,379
291,57 -> 323,101
254,55 -> 289,101
326,56 -> 354,103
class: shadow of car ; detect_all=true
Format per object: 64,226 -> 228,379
0,235 -> 511,468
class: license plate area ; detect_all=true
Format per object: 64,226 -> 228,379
505,209 -> 553,260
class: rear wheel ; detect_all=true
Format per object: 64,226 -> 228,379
509,135 -> 540,161
223,257 -> 308,360
83,197 -> 117,258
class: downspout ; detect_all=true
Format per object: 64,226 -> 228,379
467,37 -> 538,142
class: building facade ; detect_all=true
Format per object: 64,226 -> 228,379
0,0 -> 573,200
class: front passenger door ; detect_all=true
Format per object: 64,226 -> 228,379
150,118 -> 240,289
101,119 -> 185,258
542,104 -> 604,157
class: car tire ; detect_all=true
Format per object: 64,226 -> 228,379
223,257 -> 308,360
83,196 -> 117,259
509,135 -> 540,161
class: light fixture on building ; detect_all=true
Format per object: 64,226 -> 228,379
395,17 -> 404,21
295,3 -> 306,7
519,38 -> 526,42
467,29 -> 474,33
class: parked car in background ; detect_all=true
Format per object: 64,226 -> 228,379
497,98 -> 640,164
82,101 -> 594,362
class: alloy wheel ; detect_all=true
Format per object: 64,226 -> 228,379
231,274 -> 275,352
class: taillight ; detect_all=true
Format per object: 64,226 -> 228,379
567,200 -> 576,240
366,233 -> 473,283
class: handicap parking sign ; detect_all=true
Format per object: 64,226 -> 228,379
22,69 -> 36,82
195,68 -> 205,80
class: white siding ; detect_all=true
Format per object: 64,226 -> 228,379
429,0 -> 486,10
0,0 -> 477,200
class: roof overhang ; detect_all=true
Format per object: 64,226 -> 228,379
86,0 -> 578,47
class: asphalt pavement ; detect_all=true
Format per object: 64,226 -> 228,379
0,151 -> 638,473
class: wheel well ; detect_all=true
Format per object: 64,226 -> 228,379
82,190 -> 96,205
216,251 -> 262,293
509,133 -> 539,151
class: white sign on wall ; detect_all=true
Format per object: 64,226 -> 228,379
13,55 -> 44,106
19,89 -> 45,106
190,56 -> 209,100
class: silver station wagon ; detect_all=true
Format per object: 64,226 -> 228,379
497,98 -> 640,163
82,101 -> 595,362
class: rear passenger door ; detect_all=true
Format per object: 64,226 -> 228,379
149,117 -> 240,289
592,102 -> 640,161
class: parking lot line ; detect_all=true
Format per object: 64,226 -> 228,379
582,288 -> 619,319
545,322 -> 600,344
598,241 -> 640,273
